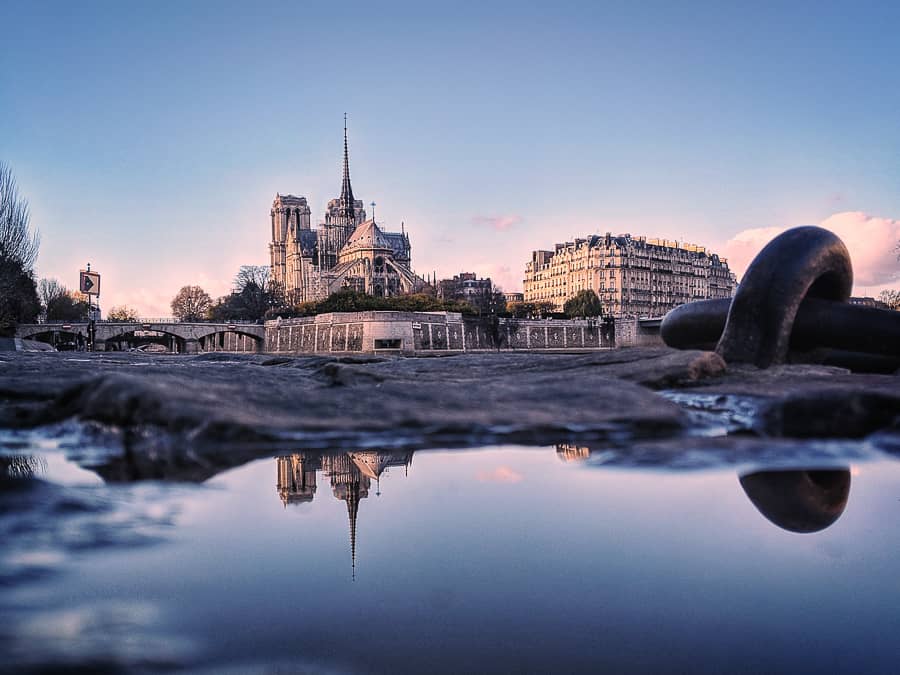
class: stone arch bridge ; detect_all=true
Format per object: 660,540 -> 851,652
15,321 -> 265,353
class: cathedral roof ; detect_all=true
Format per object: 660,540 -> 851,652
382,232 -> 409,258
341,219 -> 394,253
348,452 -> 394,480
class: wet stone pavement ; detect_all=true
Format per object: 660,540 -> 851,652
1,348 -> 899,673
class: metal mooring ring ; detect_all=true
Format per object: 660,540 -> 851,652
661,226 -> 900,371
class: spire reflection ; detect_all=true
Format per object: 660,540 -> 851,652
275,447 -> 853,583
275,450 -> 413,578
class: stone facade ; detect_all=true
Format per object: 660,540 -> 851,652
524,233 -> 736,317
269,120 -> 419,304
265,311 -> 633,354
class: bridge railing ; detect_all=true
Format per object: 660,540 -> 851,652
102,319 -> 262,325
32,318 -> 262,325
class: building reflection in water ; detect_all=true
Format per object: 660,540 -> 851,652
276,446 -> 852,579
554,444 -> 852,534
276,450 -> 413,578
556,444 -> 592,463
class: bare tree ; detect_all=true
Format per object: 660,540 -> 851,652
0,162 -> 39,271
38,278 -> 67,309
234,265 -> 270,293
171,285 -> 212,321
107,305 -> 139,321
0,163 -> 40,333
878,289 -> 900,311
213,265 -> 277,320
39,278 -> 90,321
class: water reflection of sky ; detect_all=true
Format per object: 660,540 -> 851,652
3,446 -> 900,673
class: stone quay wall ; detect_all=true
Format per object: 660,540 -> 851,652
264,311 -> 661,354
613,317 -> 666,348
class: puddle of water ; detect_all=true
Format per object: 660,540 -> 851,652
2,443 -> 900,673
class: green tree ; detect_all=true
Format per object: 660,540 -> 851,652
0,258 -> 40,334
209,266 -> 281,321
563,290 -> 604,319
45,291 -> 89,322
268,288 -> 478,319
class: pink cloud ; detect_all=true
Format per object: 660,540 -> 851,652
465,263 -> 521,293
471,214 -> 522,232
475,466 -> 524,484
723,212 -> 900,290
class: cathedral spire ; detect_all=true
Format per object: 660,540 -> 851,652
339,113 -> 356,221
346,480 -> 360,581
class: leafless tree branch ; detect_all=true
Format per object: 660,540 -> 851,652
0,161 -> 40,271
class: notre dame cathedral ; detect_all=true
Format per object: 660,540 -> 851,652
268,118 -> 423,304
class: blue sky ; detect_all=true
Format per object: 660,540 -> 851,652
2,1 -> 899,314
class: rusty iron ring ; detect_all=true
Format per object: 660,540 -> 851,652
661,226 -> 900,371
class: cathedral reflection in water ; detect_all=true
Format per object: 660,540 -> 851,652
276,450 -> 413,577
274,445 -> 852,579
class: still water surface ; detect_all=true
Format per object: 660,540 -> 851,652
2,442 -> 900,673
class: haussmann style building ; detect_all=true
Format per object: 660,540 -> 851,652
524,233 -> 735,317
269,119 -> 421,304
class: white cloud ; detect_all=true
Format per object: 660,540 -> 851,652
723,212 -> 900,292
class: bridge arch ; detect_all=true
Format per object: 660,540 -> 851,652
17,328 -> 87,350
195,328 -> 263,353
95,327 -> 189,353
96,325 -> 262,353
18,325 -> 88,340
15,321 -> 265,353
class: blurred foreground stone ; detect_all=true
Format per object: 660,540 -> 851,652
0,349 -> 897,470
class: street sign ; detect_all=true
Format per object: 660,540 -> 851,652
79,270 -> 101,296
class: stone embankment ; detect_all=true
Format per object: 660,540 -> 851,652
0,337 -> 55,352
0,348 -> 896,480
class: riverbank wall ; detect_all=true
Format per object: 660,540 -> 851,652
264,312 -> 662,355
